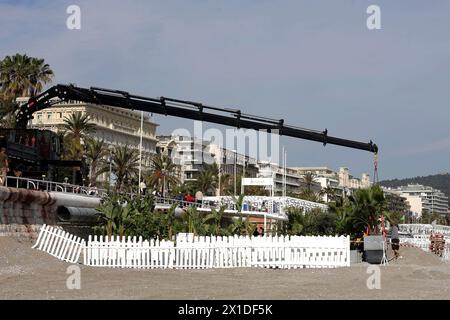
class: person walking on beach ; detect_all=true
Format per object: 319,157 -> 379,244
0,147 -> 9,186
391,224 -> 401,259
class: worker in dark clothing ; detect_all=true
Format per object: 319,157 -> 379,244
390,224 -> 401,259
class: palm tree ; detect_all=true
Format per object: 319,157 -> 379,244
348,185 -> 386,236
85,138 -> 108,186
300,172 -> 316,193
28,57 -> 54,96
0,95 -> 17,128
220,173 -> 232,195
0,54 -> 33,97
146,154 -> 180,194
203,205 -> 227,236
195,164 -> 219,195
0,54 -> 54,97
0,92 -> 17,120
284,207 -> 307,235
319,186 -> 336,202
62,112 -> 96,159
101,145 -> 140,192
227,194 -> 256,236
328,197 -> 352,235
1,54 -> 54,127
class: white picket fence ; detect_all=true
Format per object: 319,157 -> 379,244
84,233 -> 350,269
84,235 -> 176,269
32,224 -> 85,263
400,235 -> 431,252
32,226 -> 350,269
400,235 -> 450,261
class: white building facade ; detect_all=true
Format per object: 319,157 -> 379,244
391,184 -> 448,217
156,135 -> 258,184
290,166 -> 371,202
21,98 -> 159,171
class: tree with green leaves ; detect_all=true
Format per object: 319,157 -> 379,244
300,172 -> 317,193
226,194 -> 256,236
386,211 -> 404,226
309,208 -> 338,235
0,54 -> 54,127
221,173 -> 241,196
183,207 -> 207,236
96,193 -> 133,239
195,163 -> 219,195
147,154 -> 180,194
0,54 -> 54,97
203,205 -> 227,236
347,185 -> 386,237
61,112 -> 96,160
99,145 -> 140,192
280,207 -> 307,236
328,197 -> 353,235
85,138 -> 108,186
319,186 -> 337,202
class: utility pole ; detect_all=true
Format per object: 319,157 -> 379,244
233,150 -> 237,196
218,151 -> 221,196
108,149 -> 113,192
138,111 -> 144,194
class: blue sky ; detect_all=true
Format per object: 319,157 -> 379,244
1,0 -> 450,180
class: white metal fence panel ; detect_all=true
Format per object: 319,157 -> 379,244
400,224 -> 450,236
32,224 -> 85,263
84,235 -> 175,269
400,235 -> 431,252
32,228 -> 351,269
83,234 -> 350,269
249,235 -> 350,269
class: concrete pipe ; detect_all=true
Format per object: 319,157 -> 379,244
57,206 -> 100,224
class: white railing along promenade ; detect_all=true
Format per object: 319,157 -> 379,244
4,176 -> 108,198
3,176 -> 324,221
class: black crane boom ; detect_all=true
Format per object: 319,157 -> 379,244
16,84 -> 378,153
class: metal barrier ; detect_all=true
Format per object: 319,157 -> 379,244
4,176 -> 107,198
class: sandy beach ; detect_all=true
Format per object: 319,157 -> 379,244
1,236 -> 450,300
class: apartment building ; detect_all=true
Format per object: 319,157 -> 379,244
289,166 -> 372,202
391,184 -> 449,217
258,161 -> 309,196
156,135 -> 257,184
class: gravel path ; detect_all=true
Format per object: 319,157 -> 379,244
1,237 -> 450,300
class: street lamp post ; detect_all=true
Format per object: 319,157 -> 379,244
233,150 -> 237,196
241,158 -> 247,196
138,111 -> 144,194
108,150 -> 113,193
218,156 -> 221,196
163,161 -> 167,197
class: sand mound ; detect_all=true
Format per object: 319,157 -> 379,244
0,236 -> 65,276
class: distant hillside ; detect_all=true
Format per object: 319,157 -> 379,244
380,173 -> 450,204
